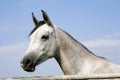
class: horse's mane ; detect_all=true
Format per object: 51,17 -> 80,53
59,28 -> 106,60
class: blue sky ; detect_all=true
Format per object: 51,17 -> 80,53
0,0 -> 120,77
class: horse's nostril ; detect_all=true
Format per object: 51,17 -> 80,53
26,59 -> 31,64
23,58 -> 33,68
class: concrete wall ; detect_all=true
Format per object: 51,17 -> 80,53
1,74 -> 120,80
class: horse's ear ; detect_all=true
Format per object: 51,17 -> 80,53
41,10 -> 53,26
32,12 -> 39,27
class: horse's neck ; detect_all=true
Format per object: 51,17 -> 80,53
54,28 -> 100,74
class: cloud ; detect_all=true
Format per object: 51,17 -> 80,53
103,32 -> 120,39
0,43 -> 27,77
82,38 -> 120,61
82,33 -> 120,64
83,33 -> 120,53
0,43 -> 27,54
83,39 -> 120,50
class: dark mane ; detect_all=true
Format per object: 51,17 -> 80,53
60,28 -> 106,60
29,21 -> 45,36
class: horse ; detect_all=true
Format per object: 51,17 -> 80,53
20,10 -> 120,76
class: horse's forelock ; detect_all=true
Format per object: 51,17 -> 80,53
29,21 -> 45,36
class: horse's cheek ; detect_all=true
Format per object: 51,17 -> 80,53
48,41 -> 57,57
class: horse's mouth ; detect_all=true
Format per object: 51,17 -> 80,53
23,67 -> 35,72
21,63 -> 35,72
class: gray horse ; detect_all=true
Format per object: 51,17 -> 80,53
21,10 -> 120,76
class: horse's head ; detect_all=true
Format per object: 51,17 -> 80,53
21,10 -> 58,72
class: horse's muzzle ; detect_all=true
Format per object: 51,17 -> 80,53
20,57 -> 35,72
21,63 -> 35,72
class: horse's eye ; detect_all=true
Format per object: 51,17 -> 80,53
41,35 -> 49,40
